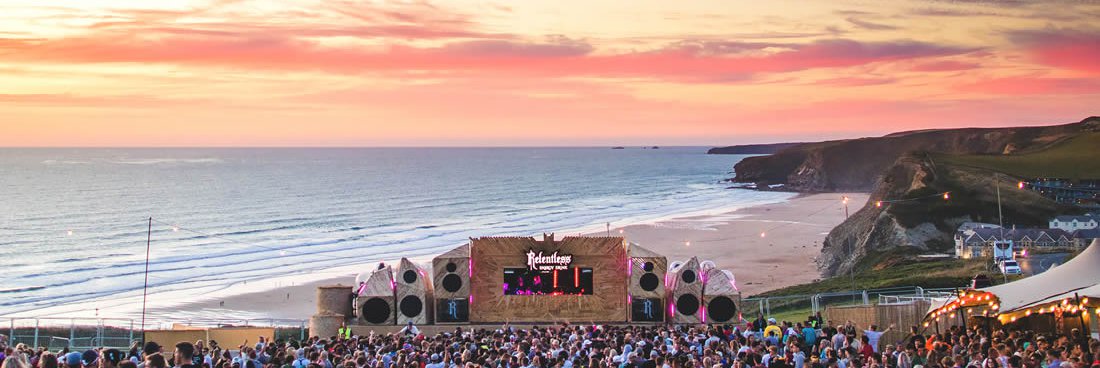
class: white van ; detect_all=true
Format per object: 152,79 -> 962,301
999,259 -> 1022,275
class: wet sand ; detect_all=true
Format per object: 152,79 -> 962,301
159,193 -> 869,321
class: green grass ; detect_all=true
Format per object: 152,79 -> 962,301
756,252 -> 995,298
936,132 -> 1100,179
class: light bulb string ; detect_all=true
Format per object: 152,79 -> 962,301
876,191 -> 951,205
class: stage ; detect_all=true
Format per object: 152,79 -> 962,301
311,234 -> 741,336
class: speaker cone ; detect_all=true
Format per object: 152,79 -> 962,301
639,273 -> 660,292
681,269 -> 696,284
402,270 -> 417,284
399,295 -> 423,318
676,294 -> 699,316
361,297 -> 391,324
707,296 -> 737,322
442,274 -> 463,293
445,262 -> 458,273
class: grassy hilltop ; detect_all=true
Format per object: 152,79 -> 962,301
713,116 -> 1099,291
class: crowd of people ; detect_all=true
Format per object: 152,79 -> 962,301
1,316 -> 1097,368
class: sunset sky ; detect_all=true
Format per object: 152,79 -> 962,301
1,0 -> 1098,146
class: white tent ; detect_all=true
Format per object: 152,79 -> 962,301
978,239 -> 1100,313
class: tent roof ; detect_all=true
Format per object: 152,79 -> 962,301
1004,283 -> 1100,314
979,239 -> 1100,312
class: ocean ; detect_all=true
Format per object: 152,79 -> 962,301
0,147 -> 791,320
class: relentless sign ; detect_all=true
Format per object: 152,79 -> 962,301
526,250 -> 573,271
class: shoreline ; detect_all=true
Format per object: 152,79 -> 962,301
156,192 -> 868,322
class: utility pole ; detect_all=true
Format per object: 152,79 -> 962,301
141,217 -> 152,340
843,196 -> 850,218
996,175 -> 1007,284
849,236 -> 856,303
997,175 -> 1005,238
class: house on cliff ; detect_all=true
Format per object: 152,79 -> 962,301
955,227 -> 1074,259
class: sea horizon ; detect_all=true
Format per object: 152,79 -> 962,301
0,147 -> 793,320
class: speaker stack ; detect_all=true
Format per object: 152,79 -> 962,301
667,256 -> 703,324
627,243 -> 666,323
432,244 -> 471,324
396,258 -> 434,325
702,268 -> 741,324
355,264 -> 396,325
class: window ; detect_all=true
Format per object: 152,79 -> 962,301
503,267 -> 593,295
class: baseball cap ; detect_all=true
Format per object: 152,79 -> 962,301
143,342 -> 162,356
430,354 -> 441,362
65,352 -> 83,366
83,350 -> 100,366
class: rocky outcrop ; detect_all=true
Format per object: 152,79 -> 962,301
818,154 -> 944,276
731,117 -> 1099,192
707,142 -> 804,155
818,153 -> 1073,277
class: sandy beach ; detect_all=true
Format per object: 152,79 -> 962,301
156,192 -> 868,321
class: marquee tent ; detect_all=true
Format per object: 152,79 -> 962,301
925,240 -> 1100,325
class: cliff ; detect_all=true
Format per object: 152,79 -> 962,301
731,117 -> 1100,192
706,142 -> 804,155
809,116 -> 1100,277
817,153 -> 1078,276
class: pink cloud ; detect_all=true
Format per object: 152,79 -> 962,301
1009,29 -> 1100,74
0,31 -> 977,83
909,60 -> 981,72
956,76 -> 1100,95
811,77 -> 897,86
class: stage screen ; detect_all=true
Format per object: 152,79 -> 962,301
503,267 -> 593,295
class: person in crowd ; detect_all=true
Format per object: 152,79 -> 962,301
101,349 -> 123,368
63,352 -> 83,368
145,354 -> 167,368
1,353 -> 29,368
5,314 -> 1100,368
173,343 -> 197,368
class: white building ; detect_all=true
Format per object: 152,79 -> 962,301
1049,215 -> 1099,232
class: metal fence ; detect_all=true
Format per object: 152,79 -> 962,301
4,287 -> 955,349
3,318 -> 308,350
740,286 -> 956,322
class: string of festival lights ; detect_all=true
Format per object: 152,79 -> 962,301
924,289 -> 1098,329
874,191 -> 951,208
